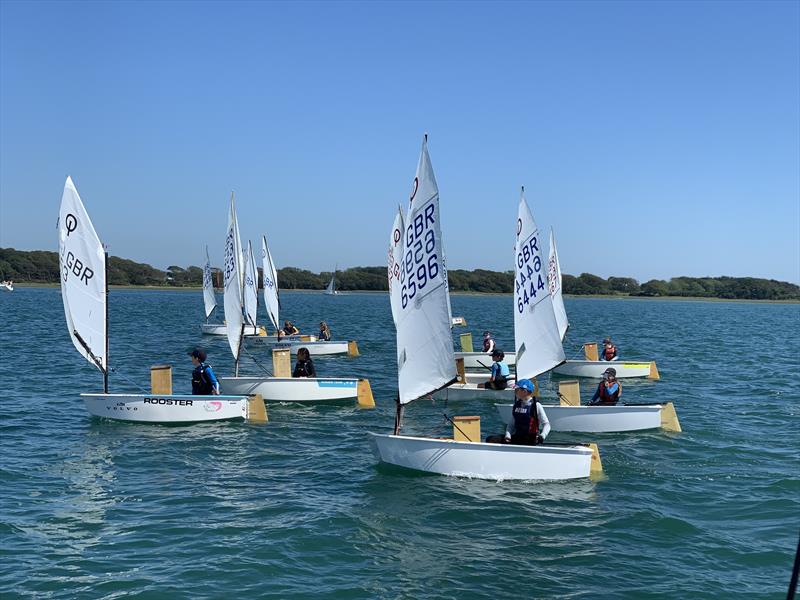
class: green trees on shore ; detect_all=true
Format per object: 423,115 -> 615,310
1,248 -> 797,300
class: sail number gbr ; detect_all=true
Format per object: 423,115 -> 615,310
400,201 -> 440,309
516,234 -> 546,313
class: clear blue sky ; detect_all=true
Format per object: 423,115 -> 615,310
1,0 -> 798,283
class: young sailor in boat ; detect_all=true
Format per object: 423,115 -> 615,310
600,337 -> 619,361
486,379 -> 549,445
482,331 -> 496,354
504,379 -> 549,445
189,348 -> 220,395
283,321 -> 300,336
318,321 -> 332,341
292,347 -> 317,378
588,368 -> 622,405
477,349 -> 510,389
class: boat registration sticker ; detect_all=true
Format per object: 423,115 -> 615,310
316,380 -> 357,388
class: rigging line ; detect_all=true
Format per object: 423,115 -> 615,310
442,412 -> 475,442
108,367 -> 149,393
240,343 -> 273,376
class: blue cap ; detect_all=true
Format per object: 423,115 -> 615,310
516,378 -> 535,393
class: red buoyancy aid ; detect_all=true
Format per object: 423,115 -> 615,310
603,344 -> 617,360
597,381 -> 621,403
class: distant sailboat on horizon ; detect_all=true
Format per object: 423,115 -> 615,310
324,266 -> 339,295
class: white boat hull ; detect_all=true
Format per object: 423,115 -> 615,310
218,376 -> 359,403
369,433 -> 594,481
432,382 -> 515,402
81,393 -> 249,423
552,360 -> 659,379
462,372 -> 516,386
247,334 -> 318,344
456,352 -> 516,370
272,340 -> 350,356
200,323 -> 264,337
0,283 -> 12,292
495,403 -> 663,433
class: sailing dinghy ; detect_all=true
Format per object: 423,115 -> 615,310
59,177 -> 260,423
492,223 -> 678,433
547,239 -> 660,379
324,267 -> 339,295
0,281 -> 12,292
369,136 -> 602,481
215,200 -> 372,406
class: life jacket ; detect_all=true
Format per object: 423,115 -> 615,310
511,398 -> 540,444
483,337 -> 495,353
192,363 -> 214,395
603,344 -> 617,360
596,381 -> 621,404
293,359 -> 315,378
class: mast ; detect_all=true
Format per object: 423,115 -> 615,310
104,250 -> 109,393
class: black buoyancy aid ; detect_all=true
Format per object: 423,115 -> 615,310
603,344 -> 617,360
192,364 -> 213,395
512,399 -> 539,443
597,381 -> 621,404
483,337 -> 495,352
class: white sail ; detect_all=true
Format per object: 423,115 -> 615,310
395,135 -> 457,404
202,245 -> 217,320
388,205 -> 405,325
261,235 -> 280,332
548,228 -> 569,341
325,274 -> 336,295
223,195 -> 245,361
58,176 -> 107,373
243,240 -> 258,327
514,188 -> 565,379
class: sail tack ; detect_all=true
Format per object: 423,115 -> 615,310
58,176 -> 107,373
202,245 -> 217,320
261,235 -> 280,332
548,228 -> 569,341
393,136 -> 456,404
223,195 -> 245,360
514,188 -> 566,379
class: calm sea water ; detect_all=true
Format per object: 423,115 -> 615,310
1,288 -> 798,599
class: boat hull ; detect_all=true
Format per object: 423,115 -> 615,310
369,433 -> 593,480
200,323 -> 264,337
218,376 -> 359,403
81,393 -> 249,423
271,341 -> 349,356
432,382 -> 515,402
495,403 -> 663,433
246,334 -> 318,344
552,360 -> 658,379
455,352 -> 516,370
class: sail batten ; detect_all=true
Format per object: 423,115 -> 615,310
223,195 -> 245,361
58,176 -> 107,374
548,228 -> 569,341
393,136 -> 456,404
514,189 -> 566,380
261,235 -> 280,332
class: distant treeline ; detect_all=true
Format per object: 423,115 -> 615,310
1,248 -> 798,300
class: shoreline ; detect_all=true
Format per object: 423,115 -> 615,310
9,283 -> 798,304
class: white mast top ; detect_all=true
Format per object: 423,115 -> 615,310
513,188 -> 566,379
58,176 -> 107,373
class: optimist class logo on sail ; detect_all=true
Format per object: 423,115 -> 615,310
515,226 -> 546,314
400,199 -> 441,309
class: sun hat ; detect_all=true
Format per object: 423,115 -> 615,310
515,378 -> 535,393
